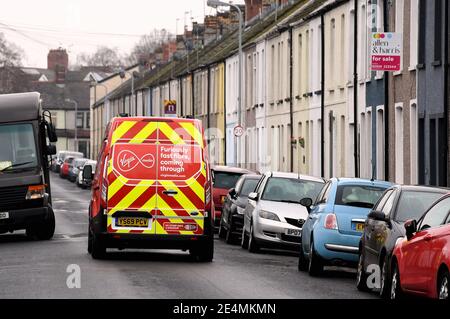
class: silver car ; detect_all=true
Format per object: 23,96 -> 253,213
241,172 -> 325,253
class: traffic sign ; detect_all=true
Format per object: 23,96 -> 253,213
164,100 -> 177,117
233,125 -> 244,137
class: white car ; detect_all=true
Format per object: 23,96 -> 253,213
241,172 -> 325,253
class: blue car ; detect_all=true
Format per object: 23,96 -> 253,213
298,178 -> 393,276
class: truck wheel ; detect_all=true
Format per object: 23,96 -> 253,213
190,236 -> 214,262
91,233 -> 106,259
27,208 -> 55,240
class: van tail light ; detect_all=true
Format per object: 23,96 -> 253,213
324,213 -> 338,230
205,184 -> 212,215
101,156 -> 109,207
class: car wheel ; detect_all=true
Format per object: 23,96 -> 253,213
91,233 -> 106,260
380,255 -> 391,298
241,226 -> 249,249
356,252 -> 369,291
248,223 -> 260,253
190,236 -> 214,262
438,269 -> 449,300
308,239 -> 323,276
390,261 -> 403,300
298,244 -> 308,271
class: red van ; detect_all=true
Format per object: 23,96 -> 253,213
86,116 -> 214,261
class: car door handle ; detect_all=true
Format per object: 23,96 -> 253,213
163,190 -> 178,196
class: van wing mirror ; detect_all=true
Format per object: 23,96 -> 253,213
83,165 -> 93,181
46,144 -> 57,156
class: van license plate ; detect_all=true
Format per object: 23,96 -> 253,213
116,217 -> 149,228
0,212 -> 9,220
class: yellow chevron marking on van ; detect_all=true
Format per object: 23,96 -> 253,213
110,180 -> 151,211
108,175 -> 129,199
159,180 -> 197,211
129,122 -> 158,144
186,177 -> 205,202
179,122 -> 203,147
111,121 -> 137,144
159,122 -> 185,145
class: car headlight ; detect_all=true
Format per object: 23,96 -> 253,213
26,185 -> 45,200
259,210 -> 280,221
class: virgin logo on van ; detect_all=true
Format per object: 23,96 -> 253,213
117,150 -> 155,172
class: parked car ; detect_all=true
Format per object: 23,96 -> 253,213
211,166 -> 257,228
357,185 -> 449,296
219,174 -> 261,243
53,151 -> 83,173
59,156 -> 75,179
241,172 -> 325,253
298,178 -> 393,276
390,194 -> 450,300
68,158 -> 89,183
77,160 -> 97,189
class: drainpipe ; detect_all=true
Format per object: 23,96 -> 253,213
353,0 -> 359,177
320,14 -> 326,178
224,62 -> 227,166
383,0 -> 390,181
289,26 -> 294,173
444,0 -> 449,186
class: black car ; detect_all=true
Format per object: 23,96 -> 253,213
356,185 -> 449,297
219,174 -> 261,244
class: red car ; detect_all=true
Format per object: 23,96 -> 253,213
211,166 -> 257,230
390,194 -> 450,300
59,156 -> 75,179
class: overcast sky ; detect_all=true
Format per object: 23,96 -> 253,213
0,0 -> 243,68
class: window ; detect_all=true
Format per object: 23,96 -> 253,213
395,0 -> 404,71
434,0 -> 442,61
316,181 -> 331,205
261,177 -> 324,203
76,112 -> 84,129
335,185 -> 387,208
86,112 -> 90,129
409,0 -> 419,69
419,197 -> 450,230
329,19 -> 336,87
418,0 -> 426,64
214,172 -> 243,189
395,191 -> 445,222
239,179 -> 259,197
410,102 -> 418,183
0,124 -> 37,172
374,190 -> 394,211
381,190 -> 397,216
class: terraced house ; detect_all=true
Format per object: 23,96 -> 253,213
90,0 -> 450,187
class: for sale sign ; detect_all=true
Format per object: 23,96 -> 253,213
370,33 -> 402,72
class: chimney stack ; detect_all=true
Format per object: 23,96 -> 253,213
47,48 -> 68,83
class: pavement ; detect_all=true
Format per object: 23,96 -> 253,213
0,173 -> 376,299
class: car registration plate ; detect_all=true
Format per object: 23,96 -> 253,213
116,217 -> 149,228
0,212 -> 9,220
353,222 -> 365,232
285,229 -> 302,237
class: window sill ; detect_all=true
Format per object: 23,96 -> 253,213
393,71 -> 403,77
432,60 -> 442,67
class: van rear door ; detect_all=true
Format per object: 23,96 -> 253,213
155,120 -> 206,236
106,119 -> 206,236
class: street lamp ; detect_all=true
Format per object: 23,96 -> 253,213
65,98 -> 78,152
207,0 -> 243,166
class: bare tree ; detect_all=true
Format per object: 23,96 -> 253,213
0,33 -> 24,67
126,29 -> 173,65
76,46 -> 123,68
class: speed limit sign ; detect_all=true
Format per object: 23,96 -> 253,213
234,125 -> 244,137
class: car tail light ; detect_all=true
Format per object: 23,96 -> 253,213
324,213 -> 338,230
26,185 -> 46,200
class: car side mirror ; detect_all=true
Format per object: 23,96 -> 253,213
248,192 -> 259,201
368,210 -> 388,222
300,197 -> 313,213
46,144 -> 57,156
404,219 -> 417,240
229,188 -> 237,198
83,165 -> 93,181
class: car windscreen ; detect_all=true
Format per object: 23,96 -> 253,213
240,179 -> 259,197
395,191 -> 445,222
0,123 -> 38,173
214,172 -> 243,189
74,159 -> 88,168
335,185 -> 387,208
261,177 -> 324,203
